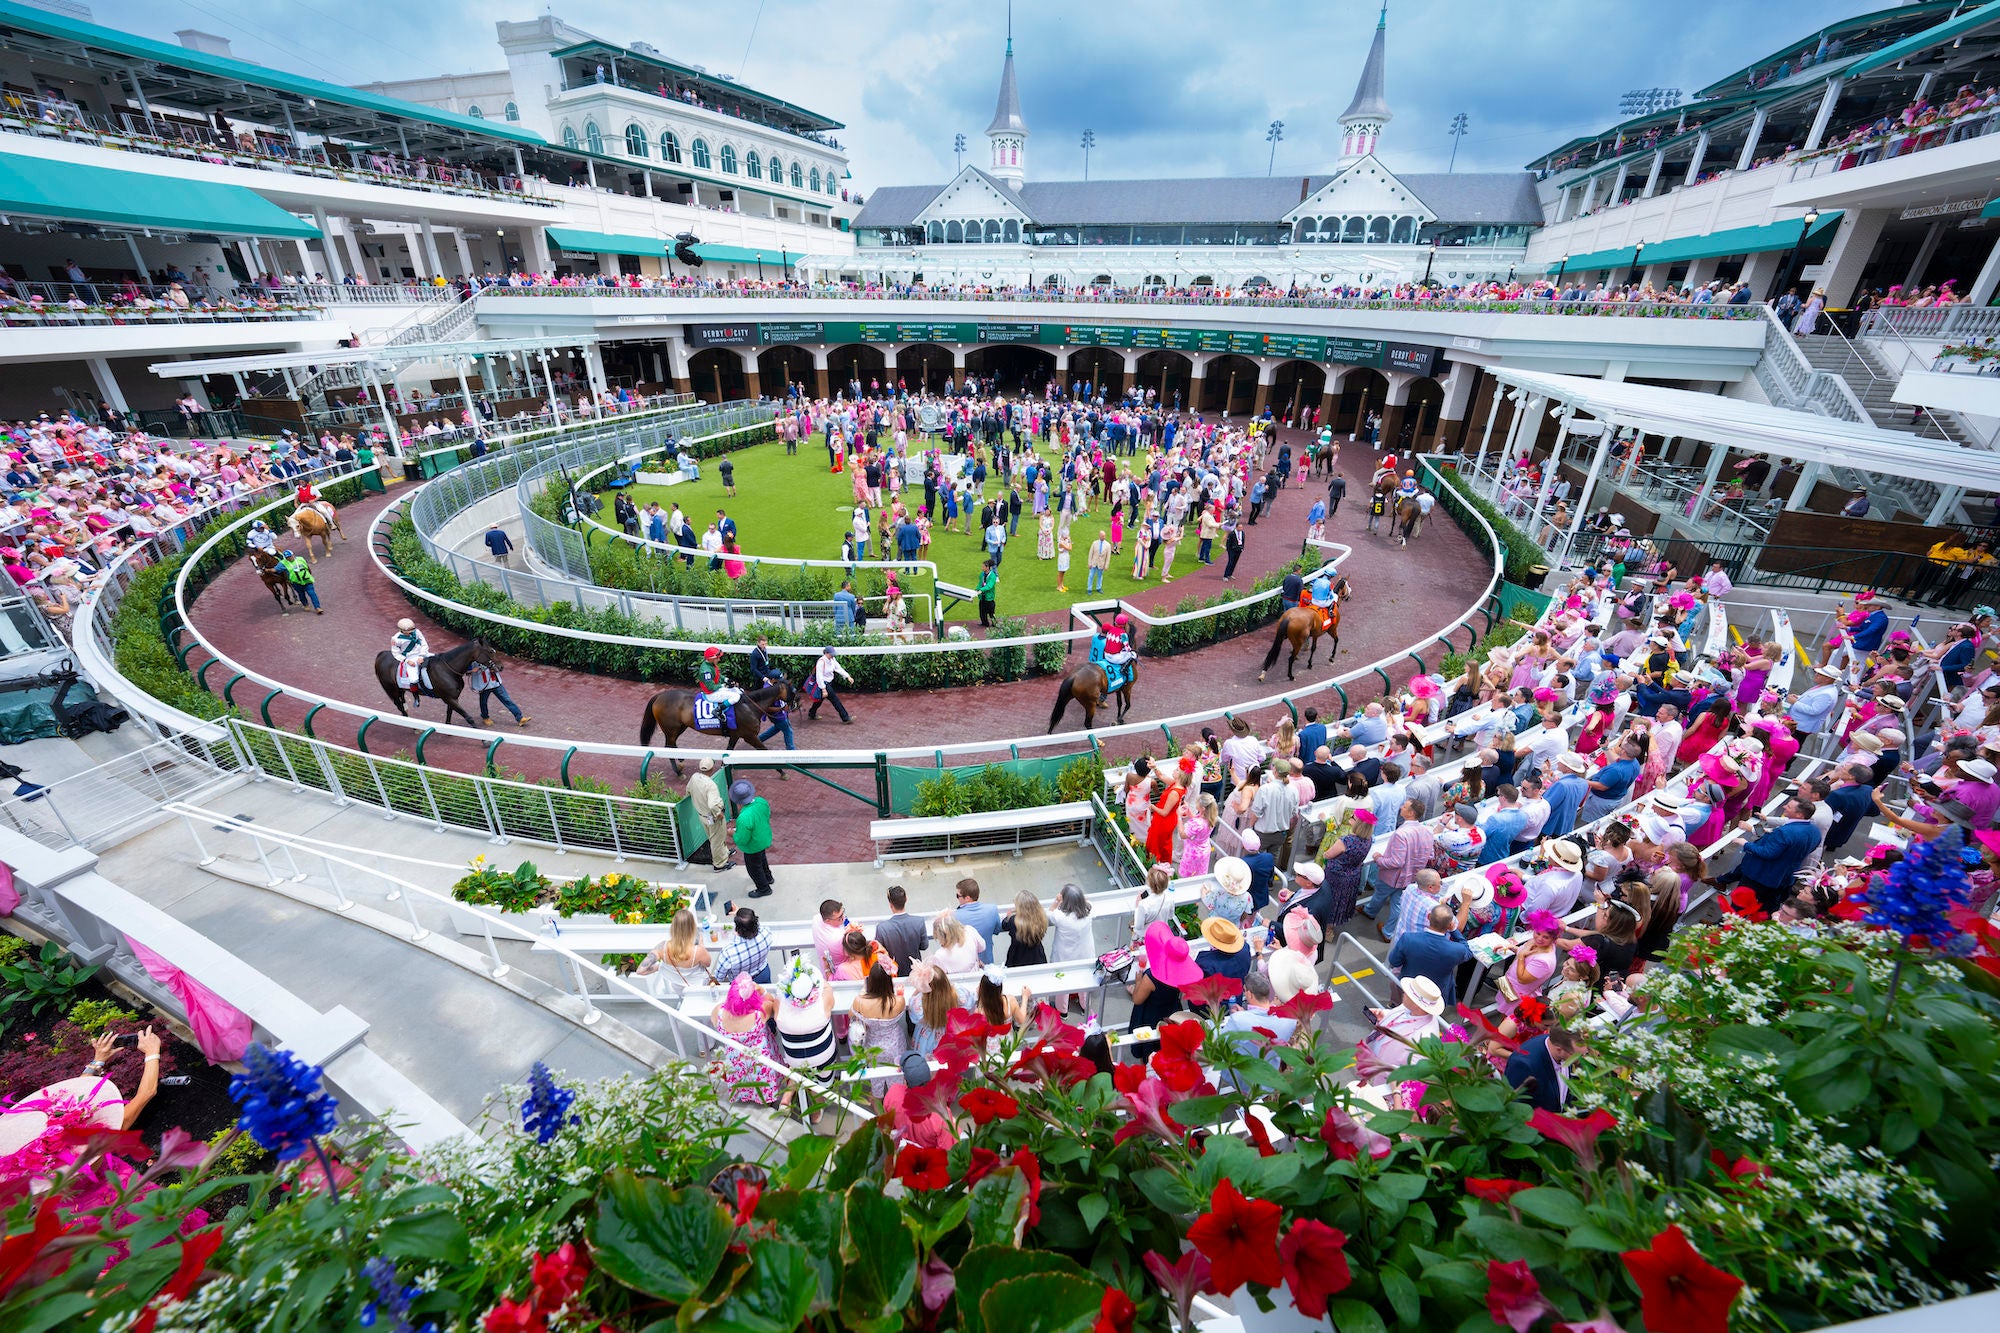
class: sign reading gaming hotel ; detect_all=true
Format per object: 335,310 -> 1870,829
683,323 -> 757,347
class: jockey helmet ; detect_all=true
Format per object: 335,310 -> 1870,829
703,646 -> 722,661
1114,613 -> 1129,628
280,550 -> 294,559
252,520 -> 266,529
397,618 -> 414,631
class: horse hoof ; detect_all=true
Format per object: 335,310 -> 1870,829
1256,672 -> 1266,682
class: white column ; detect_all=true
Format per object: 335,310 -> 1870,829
1682,130 -> 1710,186
452,229 -> 476,278
1531,407 -> 1578,529
1579,175 -> 1601,214
361,366 -> 401,455
313,208 -> 346,284
1927,486 -> 1965,526
584,344 -> 608,396
455,357 -> 476,423
1566,423 -> 1615,538
1803,78 -> 1845,152
86,357 -> 128,412
527,227 -> 553,275
1641,150 -> 1665,198
539,352 -> 564,423
1816,209 -> 1889,308
1787,460 -> 1822,512
403,229 -> 428,280
1608,162 -> 1631,206
294,238 -> 316,278
1901,221 -> 1947,291
341,224 -> 368,284
123,234 -> 148,280
1471,383 -> 1504,477
419,218 -> 445,276
1736,107 -> 1769,170
181,379 -> 211,409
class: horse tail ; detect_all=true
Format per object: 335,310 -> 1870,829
1048,676 -> 1075,733
1260,613 -> 1291,672
638,697 -> 658,747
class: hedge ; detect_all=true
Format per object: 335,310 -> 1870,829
1138,554 -> 1324,656
1425,460 -> 1547,585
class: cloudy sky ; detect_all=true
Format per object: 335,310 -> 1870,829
89,0 -> 1868,184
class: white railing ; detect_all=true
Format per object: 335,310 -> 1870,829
1863,304 -> 2000,343
0,736 -> 242,850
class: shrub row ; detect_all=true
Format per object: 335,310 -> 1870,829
1138,553 -> 1324,656
1423,460 -> 1547,585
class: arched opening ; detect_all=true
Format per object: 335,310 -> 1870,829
585,121 -> 603,154
1243,275 -> 1272,290
561,125 -> 579,150
1041,273 -> 1065,289
1135,350 -> 1193,407
1003,219 -> 1019,242
1392,216 -> 1418,244
1198,354 -> 1258,415
926,221 -> 944,244
946,220 -> 964,244
1089,273 -> 1114,286
504,102 -> 520,122
768,157 -> 783,183
691,139 -> 712,169
896,343 -> 956,395
791,163 -> 803,188
661,131 -> 682,163
1190,275 -> 1215,288
1270,360 -> 1327,425
467,105 -> 484,119
719,145 -> 738,174
624,123 -> 648,157
1335,367 -> 1389,437
1066,348 -> 1125,399
984,219 -> 1002,243
746,150 -> 761,179
688,348 -> 746,404
1401,376 -> 1445,450
827,344 -> 887,397
1367,216 -> 1390,243
810,167 -> 822,191
1341,217 -> 1365,243
757,345 -> 814,398
964,344 -> 1056,393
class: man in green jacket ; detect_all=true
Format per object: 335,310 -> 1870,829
977,558 -> 998,628
279,549 -> 321,614
729,778 -> 776,898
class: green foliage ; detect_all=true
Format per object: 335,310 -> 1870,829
909,763 -> 1062,817
205,1129 -> 271,1177
0,940 -> 101,1021
1139,555 -> 1321,657
1054,754 -> 1106,805
449,858 -> 552,913
1423,460 -> 1547,584
64,998 -> 139,1033
555,872 -> 690,925
0,935 -> 25,968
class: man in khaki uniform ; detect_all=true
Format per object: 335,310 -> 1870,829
687,758 -> 734,870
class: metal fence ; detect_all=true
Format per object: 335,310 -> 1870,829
0,734 -> 243,849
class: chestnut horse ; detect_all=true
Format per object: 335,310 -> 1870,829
638,682 -> 792,775
246,547 -> 296,611
1258,575 -> 1353,682
1047,663 -> 1133,732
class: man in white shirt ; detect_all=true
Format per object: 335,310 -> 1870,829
1788,665 -> 1846,735
1220,721 -> 1270,785
1649,705 -> 1684,773
1524,839 -> 1587,917
1251,765 -> 1301,867
1514,774 -> 1552,849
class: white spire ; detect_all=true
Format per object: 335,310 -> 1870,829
985,9 -> 1028,189
1338,3 -> 1391,165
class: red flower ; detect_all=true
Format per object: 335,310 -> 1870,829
1272,988 -> 1333,1021
1486,1259 -> 1556,1333
483,1298 -> 547,1333
1320,1104 -> 1391,1161
1465,1178 -> 1535,1206
1094,1286 -> 1137,1333
934,1009 -> 1010,1071
1110,1061 -> 1147,1095
1150,1020 -> 1207,1092
1243,1112 -> 1279,1157
1621,1225 -> 1744,1333
1011,1043 -> 1101,1088
894,1143 -> 952,1192
1185,1179 -> 1284,1295
963,1147 -> 1001,1186
1709,1150 -> 1769,1190
1515,995 -> 1550,1027
130,1226 -> 224,1333
530,1243 -> 589,1309
1553,1316 -> 1629,1333
1011,1149 -> 1043,1227
1143,1250 -> 1214,1331
1277,1219 -> 1351,1317
958,1088 -> 1021,1125
1529,1107 -> 1617,1167
728,1180 -> 763,1228
1112,1074 -> 1195,1145
1025,1003 -> 1089,1052
898,1067 -> 963,1125
0,1198 -> 73,1299
1178,974 -> 1244,1010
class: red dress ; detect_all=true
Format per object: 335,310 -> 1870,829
1146,783 -> 1183,864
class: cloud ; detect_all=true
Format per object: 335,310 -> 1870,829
91,0 -> 1865,187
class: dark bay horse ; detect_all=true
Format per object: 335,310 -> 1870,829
1258,576 -> 1353,682
1048,663 -> 1132,732
373,638 -> 496,728
247,548 -> 295,611
639,682 -> 791,774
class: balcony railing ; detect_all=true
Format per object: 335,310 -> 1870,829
1862,304 -> 2000,343
0,298 -> 327,328
1788,105 -> 2000,182
0,95 -> 554,207
554,75 -> 845,151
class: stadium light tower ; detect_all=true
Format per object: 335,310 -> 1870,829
1447,112 -> 1469,173
953,133 -> 966,171
1265,119 -> 1285,176
1081,128 -> 1096,180
1617,87 -> 1682,118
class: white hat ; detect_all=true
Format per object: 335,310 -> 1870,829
1237,829 -> 1261,853
1400,975 -> 1445,1016
1649,789 -> 1686,811
1557,753 -> 1589,774
1267,950 -> 1319,1004
0,1076 -> 123,1157
1292,861 -> 1325,885
1452,873 -> 1494,911
1813,664 -> 1840,679
1542,839 -> 1583,871
1636,812 -> 1676,843
1213,856 -> 1253,894
397,618 -> 415,631
1961,758 -> 1997,782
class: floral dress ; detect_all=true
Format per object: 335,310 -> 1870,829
715,1019 -> 784,1106
1178,807 -> 1214,878
1038,513 -> 1056,560
854,1007 -> 909,1099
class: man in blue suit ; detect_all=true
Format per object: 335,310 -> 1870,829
1505,1029 -> 1583,1112
1725,795 -> 1822,912
1385,894 -> 1474,1009
1821,765 -> 1877,857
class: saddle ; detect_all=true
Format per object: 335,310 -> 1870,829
395,661 -> 432,691
694,697 -> 736,731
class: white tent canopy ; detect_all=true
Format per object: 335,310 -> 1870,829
1485,367 -> 2000,492
147,335 -> 599,380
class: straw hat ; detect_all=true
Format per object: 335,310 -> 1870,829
1200,918 -> 1246,954
0,1076 -> 124,1157
1557,753 -> 1589,774
1400,975 -> 1445,1016
1541,839 -> 1583,872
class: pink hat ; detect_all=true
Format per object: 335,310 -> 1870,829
1143,920 -> 1203,989
1698,752 -> 1741,783
1353,808 -> 1379,826
1409,676 -> 1440,700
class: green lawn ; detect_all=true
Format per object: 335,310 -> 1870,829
619,441 -> 1216,619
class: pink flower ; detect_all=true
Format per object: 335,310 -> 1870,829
1143,1249 -> 1215,1330
1112,1074 -> 1197,1145
1319,1104 -> 1392,1162
1486,1260 -> 1555,1332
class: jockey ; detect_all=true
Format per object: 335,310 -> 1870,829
391,618 -> 429,695
295,476 -> 321,509
246,520 -> 276,556
695,646 -> 742,727
1304,575 -> 1337,634
1396,471 -> 1420,501
1104,613 -> 1137,689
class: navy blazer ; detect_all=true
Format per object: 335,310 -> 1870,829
1823,782 -> 1875,853
1505,1035 -> 1566,1112
1385,929 -> 1473,1009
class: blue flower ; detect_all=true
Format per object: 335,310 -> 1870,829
1859,826 -> 1974,944
360,1257 -> 424,1333
522,1061 -> 577,1145
228,1043 -> 339,1162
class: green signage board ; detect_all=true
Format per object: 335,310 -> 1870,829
1055,323 -> 1130,347
854,322 -> 901,342
977,323 -> 1043,343
1324,336 -> 1388,368
894,322 -> 975,343
1252,332 -> 1328,360
757,322 -> 827,344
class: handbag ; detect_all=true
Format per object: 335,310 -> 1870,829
1096,946 -> 1138,985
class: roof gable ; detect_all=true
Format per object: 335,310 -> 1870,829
914,167 -> 1036,223
1285,157 -> 1430,222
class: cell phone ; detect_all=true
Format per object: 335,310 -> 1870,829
112,1032 -> 139,1048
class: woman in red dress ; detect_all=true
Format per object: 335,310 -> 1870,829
1146,767 -> 1186,866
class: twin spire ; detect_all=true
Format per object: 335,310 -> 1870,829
980,2 -> 1388,187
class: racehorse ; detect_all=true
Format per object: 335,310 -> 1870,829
1365,472 -> 1397,535
288,504 -> 342,561
372,637 -> 495,728
638,682 -> 792,774
1258,575 -> 1353,682
1395,495 -> 1425,546
1047,663 -> 1132,732
246,547 -> 295,611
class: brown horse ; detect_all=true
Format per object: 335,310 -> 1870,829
288,504 -> 341,561
1366,471 -> 1398,535
372,638 -> 495,728
1047,663 -> 1132,732
247,548 -> 295,611
1394,496 -> 1425,545
638,682 -> 791,775
1258,575 -> 1353,682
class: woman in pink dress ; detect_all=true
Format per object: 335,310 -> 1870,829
722,541 -> 746,580
1178,792 -> 1216,879
1109,505 -> 1124,552
1495,911 -> 1564,1037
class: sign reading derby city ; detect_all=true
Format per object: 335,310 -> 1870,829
1385,343 -> 1443,376
684,323 -> 757,347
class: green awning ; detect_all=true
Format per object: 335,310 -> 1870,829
0,150 -> 318,238
1981,197 -> 2000,219
546,227 -> 667,258
689,243 -> 782,265
1847,1 -> 2000,77
1548,247 -> 1638,274
0,1 -> 546,148
1641,210 -> 1844,265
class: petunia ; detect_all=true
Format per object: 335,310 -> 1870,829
1150,1020 -> 1207,1092
1486,1259 -> 1555,1333
1529,1107 -> 1617,1168
1112,1074 -> 1194,1145
1709,1150 -> 1769,1189
1093,1286 -> 1136,1333
1621,1225 -> 1744,1333
1142,1250 -> 1214,1332
893,1143 -> 952,1192
958,1087 -> 1021,1125
1012,1148 -> 1043,1227
1278,1219 -> 1351,1317
1465,1178 -> 1534,1206
1320,1104 -> 1392,1161
963,1147 -> 1001,1186
1185,1179 -> 1283,1295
